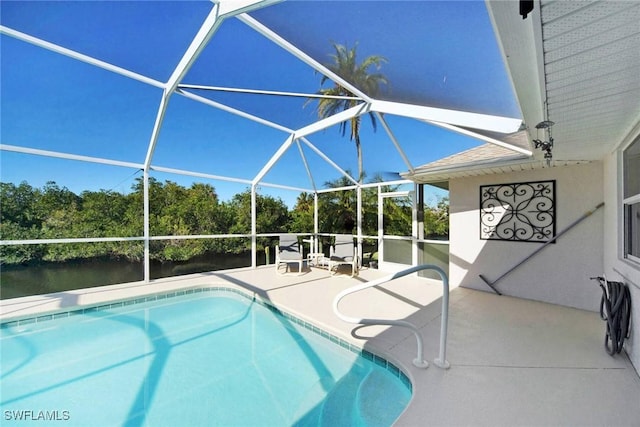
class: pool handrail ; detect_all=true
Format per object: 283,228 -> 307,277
332,264 -> 450,369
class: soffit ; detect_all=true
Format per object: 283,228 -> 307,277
407,0 -> 640,184
539,0 -> 640,161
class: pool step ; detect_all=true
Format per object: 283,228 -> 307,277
292,372 -> 361,426
319,372 -> 362,426
356,369 -> 396,426
291,376 -> 334,426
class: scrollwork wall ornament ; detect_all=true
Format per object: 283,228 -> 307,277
480,180 -> 556,242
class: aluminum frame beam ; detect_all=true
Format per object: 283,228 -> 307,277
177,89 -> 293,134
424,121 -> 533,156
295,104 -> 369,139
141,1 -> 281,281
297,140 -> 317,193
150,166 -> 252,185
370,100 -> 522,134
0,26 -> 164,89
299,138 -> 359,186
177,84 -> 359,101
376,112 -> 415,174
252,134 -> 296,185
0,144 -> 143,169
237,14 -> 373,102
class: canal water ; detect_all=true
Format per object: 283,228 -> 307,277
0,253 -> 257,300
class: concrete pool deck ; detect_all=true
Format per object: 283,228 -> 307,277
2,264 -> 639,426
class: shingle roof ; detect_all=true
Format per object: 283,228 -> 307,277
401,129 -> 598,185
415,143 -> 527,171
402,132 -> 590,185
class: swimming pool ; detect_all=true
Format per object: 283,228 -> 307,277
1,288 -> 411,426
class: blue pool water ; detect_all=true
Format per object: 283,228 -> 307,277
1,288 -> 411,426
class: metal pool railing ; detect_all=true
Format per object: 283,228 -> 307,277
332,264 -> 450,369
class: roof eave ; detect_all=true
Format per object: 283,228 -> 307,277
402,155 -> 594,184
402,154 -> 529,181
485,0 -> 546,139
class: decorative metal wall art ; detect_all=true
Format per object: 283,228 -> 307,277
480,180 -> 556,242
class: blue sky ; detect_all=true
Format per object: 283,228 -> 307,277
0,0 -> 520,208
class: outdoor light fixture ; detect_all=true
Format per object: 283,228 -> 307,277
533,120 -> 554,167
520,0 -> 534,19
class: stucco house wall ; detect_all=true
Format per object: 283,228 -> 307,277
603,149 -> 639,372
449,161 -> 604,311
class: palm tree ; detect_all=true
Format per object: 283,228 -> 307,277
289,192 -> 314,233
310,42 -> 388,183
319,174 -> 357,233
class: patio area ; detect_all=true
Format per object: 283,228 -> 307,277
3,265 -> 639,426
1,1 -> 639,425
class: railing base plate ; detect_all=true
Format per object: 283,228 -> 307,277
434,358 -> 450,369
413,358 -> 429,369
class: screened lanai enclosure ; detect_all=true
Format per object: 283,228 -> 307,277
0,0 -> 527,297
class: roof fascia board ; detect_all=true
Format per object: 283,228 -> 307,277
403,156 -> 540,181
369,99 -> 522,134
412,154 -> 531,174
485,0 -> 546,132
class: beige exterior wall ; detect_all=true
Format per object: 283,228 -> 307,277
449,161 -> 604,311
603,149 -> 640,372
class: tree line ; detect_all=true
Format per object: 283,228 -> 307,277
0,177 -> 448,265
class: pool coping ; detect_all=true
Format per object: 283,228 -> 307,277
1,285 -> 413,393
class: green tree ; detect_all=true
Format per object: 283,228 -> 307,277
364,174 -> 412,236
79,190 -> 128,237
424,196 -> 449,238
35,182 -> 81,220
183,183 -> 222,234
230,190 -> 290,234
227,190 -> 291,253
0,182 -> 43,264
36,182 -> 82,240
309,42 -> 388,182
360,173 -> 412,236
0,222 -> 44,264
318,175 -> 357,234
0,181 -> 41,229
383,196 -> 412,236
289,192 -> 314,233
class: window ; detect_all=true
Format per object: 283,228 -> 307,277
623,136 -> 640,262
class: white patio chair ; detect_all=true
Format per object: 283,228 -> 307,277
328,234 -> 359,277
275,234 -> 304,274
